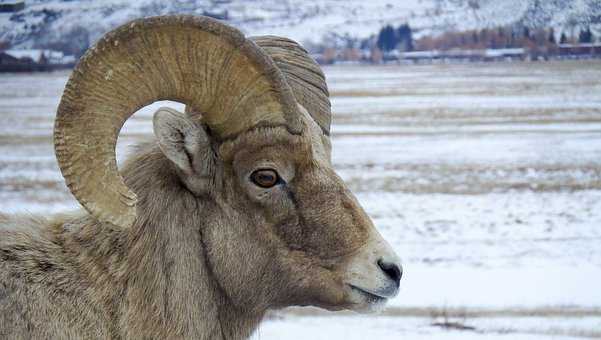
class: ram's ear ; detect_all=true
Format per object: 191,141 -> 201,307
153,107 -> 217,194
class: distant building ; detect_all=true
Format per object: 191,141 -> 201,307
484,48 -> 526,60
4,49 -> 75,64
0,50 -> 38,72
0,49 -> 76,72
202,9 -> 228,20
558,43 -> 601,57
0,0 -> 25,13
399,48 -> 525,62
0,51 -> 21,65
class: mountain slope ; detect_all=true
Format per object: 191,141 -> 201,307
1,0 -> 599,55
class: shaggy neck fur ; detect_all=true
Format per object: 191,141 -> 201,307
120,143 -> 264,339
0,142 -> 263,340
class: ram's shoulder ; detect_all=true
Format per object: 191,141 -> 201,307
0,262 -> 110,340
0,214 -> 112,339
0,213 -> 75,282
1,213 -> 53,259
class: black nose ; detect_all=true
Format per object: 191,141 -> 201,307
378,259 -> 402,286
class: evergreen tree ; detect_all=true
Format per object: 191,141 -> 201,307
359,36 -> 373,51
472,31 -> 479,45
523,27 -> 531,41
376,25 -> 396,51
510,30 -> 517,47
397,24 -> 413,51
548,28 -> 556,44
579,27 -> 593,43
560,32 -> 568,44
497,27 -> 506,48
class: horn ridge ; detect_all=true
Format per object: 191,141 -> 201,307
54,15 -> 300,228
251,35 -> 331,135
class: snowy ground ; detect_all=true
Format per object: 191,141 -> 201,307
1,60 -> 601,338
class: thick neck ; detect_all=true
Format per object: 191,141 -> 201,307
120,214 -> 263,339
112,144 -> 264,339
66,214 -> 262,340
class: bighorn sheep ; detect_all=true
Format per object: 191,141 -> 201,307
0,15 -> 402,339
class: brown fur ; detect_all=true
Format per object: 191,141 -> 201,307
0,114 -> 394,339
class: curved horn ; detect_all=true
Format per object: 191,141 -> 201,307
54,15 -> 302,229
251,36 -> 331,135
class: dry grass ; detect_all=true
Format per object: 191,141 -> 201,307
271,306 -> 601,338
278,305 -> 601,318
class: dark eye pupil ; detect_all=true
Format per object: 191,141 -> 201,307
259,174 -> 274,182
252,170 -> 278,188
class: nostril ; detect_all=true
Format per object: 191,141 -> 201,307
377,259 -> 402,286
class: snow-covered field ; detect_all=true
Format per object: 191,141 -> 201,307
1,60 -> 600,338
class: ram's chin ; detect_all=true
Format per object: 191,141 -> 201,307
346,285 -> 389,313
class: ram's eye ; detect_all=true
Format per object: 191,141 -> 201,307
250,169 -> 279,188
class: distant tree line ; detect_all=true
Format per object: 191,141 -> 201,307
358,24 -> 598,59
415,26 -> 597,52
313,23 -> 599,65
577,27 -> 594,43
376,24 -> 414,52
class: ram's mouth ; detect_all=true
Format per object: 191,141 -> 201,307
349,284 -> 388,304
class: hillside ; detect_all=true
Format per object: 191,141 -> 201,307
1,0 -> 600,55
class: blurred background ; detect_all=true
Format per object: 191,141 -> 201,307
1,1 -> 601,339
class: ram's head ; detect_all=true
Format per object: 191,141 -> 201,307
54,16 -> 401,313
